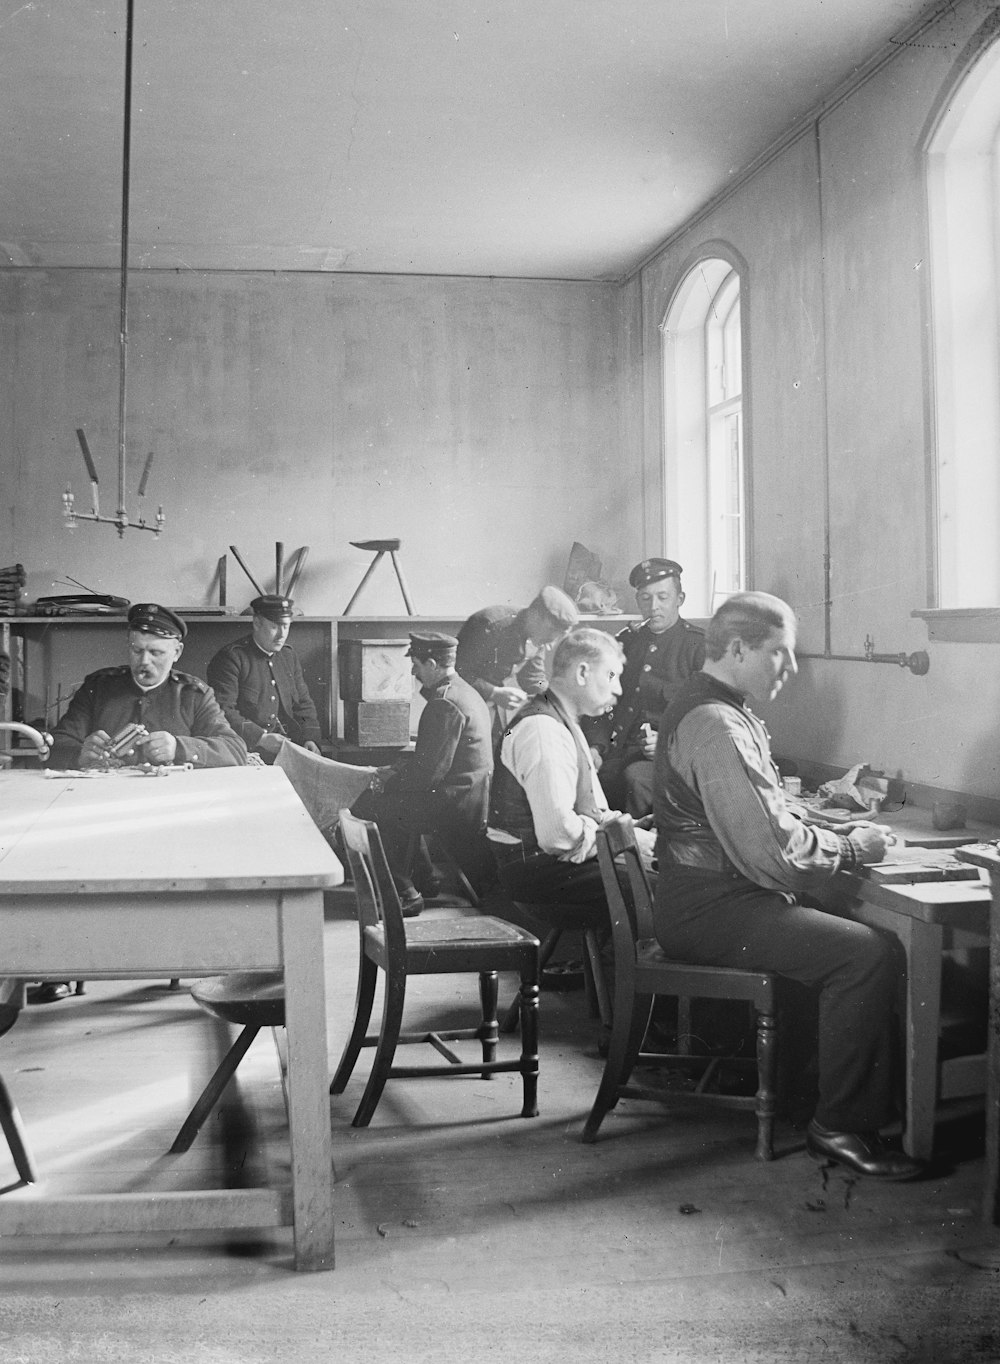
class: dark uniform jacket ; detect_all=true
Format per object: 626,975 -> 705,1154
456,606 -> 548,699
584,617 -> 705,765
49,666 -> 248,768
397,673 -> 493,830
207,635 -> 322,752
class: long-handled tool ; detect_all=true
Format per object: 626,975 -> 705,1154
285,546 -> 309,597
229,545 -> 265,597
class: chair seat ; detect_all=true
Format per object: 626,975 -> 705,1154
189,971 -> 286,1029
362,916 -> 539,973
636,940 -> 776,996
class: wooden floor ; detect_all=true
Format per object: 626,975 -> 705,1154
1,890 -> 998,1364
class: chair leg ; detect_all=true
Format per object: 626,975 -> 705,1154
0,1075 -> 38,1184
501,926 -> 562,1033
170,1024 -> 261,1154
518,977 -> 540,1118
753,1006 -> 778,1161
582,929 -> 613,1028
330,955 -> 379,1095
582,992 -> 654,1143
477,971 -> 499,1072
351,968 -> 407,1128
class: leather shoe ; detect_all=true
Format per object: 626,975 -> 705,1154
399,889 -> 424,919
806,1120 -> 926,1181
27,981 -> 71,1005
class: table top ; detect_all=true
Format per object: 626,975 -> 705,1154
0,766 -> 344,894
956,843 -> 1000,874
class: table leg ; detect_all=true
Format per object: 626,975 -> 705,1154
280,888 -> 335,1271
852,901 -> 942,1160
986,872 -> 1000,1224
895,916 -> 944,1161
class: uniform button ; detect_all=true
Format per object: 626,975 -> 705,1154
642,665 -> 651,672
649,645 -> 658,653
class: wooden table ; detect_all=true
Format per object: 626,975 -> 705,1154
954,842 -> 1000,1223
0,765 -> 343,1270
844,856 -> 990,1163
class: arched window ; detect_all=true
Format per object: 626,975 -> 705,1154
926,27 -> 1000,606
661,257 -> 746,618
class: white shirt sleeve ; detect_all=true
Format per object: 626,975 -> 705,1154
499,715 -> 608,862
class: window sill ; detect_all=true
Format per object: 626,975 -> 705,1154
911,607 -> 1000,643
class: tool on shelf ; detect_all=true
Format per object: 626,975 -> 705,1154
343,539 -> 415,616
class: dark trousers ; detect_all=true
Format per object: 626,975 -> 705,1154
653,867 -> 898,1133
597,756 -> 655,818
355,787 -> 487,896
492,846 -> 609,928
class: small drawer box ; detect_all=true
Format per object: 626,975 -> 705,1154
343,700 -> 411,748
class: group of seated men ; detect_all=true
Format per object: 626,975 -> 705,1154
41,567 -> 923,1182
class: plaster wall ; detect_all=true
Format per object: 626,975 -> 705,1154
631,0 -> 1000,798
0,271 -> 636,618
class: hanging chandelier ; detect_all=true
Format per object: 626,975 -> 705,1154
62,0 -> 164,538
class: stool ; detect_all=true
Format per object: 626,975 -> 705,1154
169,972 -> 285,1153
343,539 -> 415,615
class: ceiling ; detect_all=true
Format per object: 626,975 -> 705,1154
0,0 -> 941,281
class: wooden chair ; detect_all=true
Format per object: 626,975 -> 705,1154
169,972 -> 286,1153
0,983 -> 37,1184
331,809 -> 540,1126
583,817 -> 781,1161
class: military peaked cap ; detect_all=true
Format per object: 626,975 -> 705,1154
251,595 -> 295,622
629,558 -> 684,590
127,602 -> 187,640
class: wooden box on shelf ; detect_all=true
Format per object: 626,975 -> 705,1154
343,700 -> 411,748
339,638 -> 411,702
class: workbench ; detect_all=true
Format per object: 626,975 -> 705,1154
0,765 -> 343,1269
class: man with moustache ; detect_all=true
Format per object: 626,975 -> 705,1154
487,627 -> 655,910
48,603 -> 247,770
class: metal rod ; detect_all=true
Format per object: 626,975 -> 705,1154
116,0 -> 135,526
797,650 -> 930,675
275,542 -> 284,595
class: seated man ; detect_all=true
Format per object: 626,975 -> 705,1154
207,594 -> 322,762
49,603 -> 248,770
456,585 -> 579,728
487,627 -> 654,910
584,557 -> 704,817
358,632 -> 493,917
651,590 -> 924,1181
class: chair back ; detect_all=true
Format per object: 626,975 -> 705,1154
338,809 -> 408,956
595,817 -> 657,966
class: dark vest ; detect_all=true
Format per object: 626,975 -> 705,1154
489,691 -> 602,852
653,672 -> 749,860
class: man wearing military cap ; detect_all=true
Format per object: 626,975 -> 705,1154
207,595 -> 322,762
456,585 -> 580,730
356,631 -> 493,916
583,557 -> 705,816
48,603 -> 248,769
